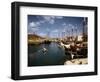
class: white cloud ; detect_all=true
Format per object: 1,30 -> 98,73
43,16 -> 51,21
50,16 -> 63,19
43,16 -> 55,24
62,22 -> 67,26
28,21 -> 40,34
49,19 -> 55,24
62,28 -> 66,32
28,26 -> 39,34
62,23 -> 77,34
42,16 -> 63,24
31,27 -> 39,31
56,16 -> 63,19
52,29 -> 59,33
29,22 -> 37,28
39,20 -> 45,23
29,21 -> 41,28
38,33 -> 46,37
68,24 -> 73,27
36,22 -> 40,26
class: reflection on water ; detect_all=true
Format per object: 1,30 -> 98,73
28,42 -> 68,66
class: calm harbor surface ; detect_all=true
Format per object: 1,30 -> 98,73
28,42 -> 69,66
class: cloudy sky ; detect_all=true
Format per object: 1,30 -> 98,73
28,15 -> 87,38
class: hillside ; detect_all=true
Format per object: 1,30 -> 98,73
28,34 -> 44,40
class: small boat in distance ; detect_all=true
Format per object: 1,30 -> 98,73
42,48 -> 48,54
